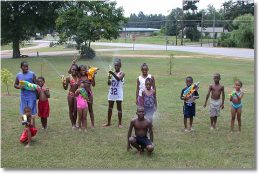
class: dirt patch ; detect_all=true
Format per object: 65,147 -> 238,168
1,93 -> 20,97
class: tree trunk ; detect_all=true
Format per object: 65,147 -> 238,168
88,41 -> 91,47
5,83 -> 10,95
12,38 -> 21,58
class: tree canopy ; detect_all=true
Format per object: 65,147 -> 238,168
1,1 -> 64,58
56,1 -> 126,48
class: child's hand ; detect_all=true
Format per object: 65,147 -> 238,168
108,71 -> 113,74
221,104 -> 224,109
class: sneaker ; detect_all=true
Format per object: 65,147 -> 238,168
190,127 -> 195,131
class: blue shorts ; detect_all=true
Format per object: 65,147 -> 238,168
20,96 -> 37,115
232,103 -> 242,109
183,103 -> 195,118
136,136 -> 152,148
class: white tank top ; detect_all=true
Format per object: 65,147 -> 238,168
138,74 -> 152,96
108,72 -> 124,101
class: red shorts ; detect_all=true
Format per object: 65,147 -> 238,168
20,127 -> 38,143
38,100 -> 50,118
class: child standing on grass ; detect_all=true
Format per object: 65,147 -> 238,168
62,64 -> 79,130
36,77 -> 50,130
142,77 -> 157,122
20,107 -> 38,148
14,61 -> 37,127
136,63 -> 156,106
180,76 -> 199,132
75,81 -> 88,132
230,80 -> 244,133
103,58 -> 125,128
203,73 -> 225,130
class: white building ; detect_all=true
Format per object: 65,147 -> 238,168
197,27 -> 228,38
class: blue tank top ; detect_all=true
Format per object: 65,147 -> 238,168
16,71 -> 36,100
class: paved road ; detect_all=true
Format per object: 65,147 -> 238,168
1,40 -> 254,59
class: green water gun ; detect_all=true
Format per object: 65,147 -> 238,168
229,91 -> 236,97
19,80 -> 39,91
79,88 -> 88,100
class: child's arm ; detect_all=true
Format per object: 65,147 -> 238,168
235,91 -> 244,102
142,91 -> 145,107
107,75 -> 111,86
154,90 -> 157,110
180,89 -> 188,101
221,85 -> 225,109
127,120 -> 134,151
203,85 -> 212,107
136,78 -> 140,105
44,87 -> 50,98
91,76 -> 95,87
109,71 -> 125,81
151,75 -> 156,92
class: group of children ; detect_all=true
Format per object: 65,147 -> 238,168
15,59 -> 244,155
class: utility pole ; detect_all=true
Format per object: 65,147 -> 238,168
181,0 -> 184,46
213,9 -> 216,47
200,12 -> 203,47
176,20 -> 178,45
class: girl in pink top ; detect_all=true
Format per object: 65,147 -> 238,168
75,82 -> 88,132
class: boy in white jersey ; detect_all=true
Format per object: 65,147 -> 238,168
136,63 -> 156,106
103,58 -> 125,128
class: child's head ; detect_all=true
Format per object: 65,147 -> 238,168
185,76 -> 193,87
136,106 -> 145,120
213,73 -> 221,83
79,65 -> 87,76
24,106 -> 32,116
114,58 -> 121,72
234,80 -> 242,91
20,61 -> 29,73
69,64 -> 79,76
37,77 -> 45,87
145,77 -> 153,90
141,63 -> 149,76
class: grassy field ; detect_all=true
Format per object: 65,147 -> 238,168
1,52 -> 255,169
100,36 -> 214,46
1,43 -> 37,51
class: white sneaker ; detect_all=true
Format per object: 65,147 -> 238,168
184,129 -> 191,132
190,127 -> 195,131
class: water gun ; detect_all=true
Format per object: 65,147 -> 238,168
87,66 -> 99,80
22,115 -> 29,125
79,88 -> 88,100
229,91 -> 236,97
183,82 -> 200,98
19,80 -> 40,91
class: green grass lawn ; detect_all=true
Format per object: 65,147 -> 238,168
1,53 -> 255,168
100,36 -> 214,46
1,43 -> 37,51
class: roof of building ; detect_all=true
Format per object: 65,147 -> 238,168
120,27 -> 160,32
197,27 -> 228,33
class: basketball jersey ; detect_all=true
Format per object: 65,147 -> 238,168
108,72 -> 124,101
138,74 -> 152,96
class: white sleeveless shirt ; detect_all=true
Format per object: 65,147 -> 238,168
108,72 -> 124,101
138,74 -> 152,96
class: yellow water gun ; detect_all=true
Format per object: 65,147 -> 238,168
183,82 -> 200,98
87,66 -> 99,80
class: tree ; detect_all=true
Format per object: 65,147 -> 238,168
165,8 -> 182,36
1,69 -> 14,95
231,14 -> 254,48
1,1 -> 64,58
56,1 -> 126,49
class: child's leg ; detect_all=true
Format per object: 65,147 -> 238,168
189,117 -> 193,130
82,108 -> 87,130
103,101 -> 114,126
72,97 -> 78,127
183,117 -> 187,129
68,96 -> 76,127
230,107 -> 236,132
210,117 -> 214,128
237,108 -> 242,132
25,127 -> 31,148
77,108 -> 83,130
41,118 -> 47,128
116,101 -> 123,128
88,102 -> 94,128
213,116 -> 218,129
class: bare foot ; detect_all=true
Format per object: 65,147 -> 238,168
102,123 -> 111,127
118,125 -> 123,128
91,125 -> 95,129
25,144 -> 30,148
78,128 -> 82,132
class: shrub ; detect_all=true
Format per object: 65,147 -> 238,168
1,68 -> 13,95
